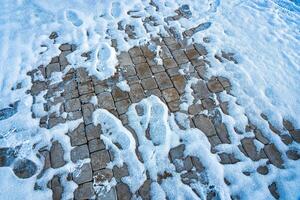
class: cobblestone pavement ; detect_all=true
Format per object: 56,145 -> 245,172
27,35 -> 300,200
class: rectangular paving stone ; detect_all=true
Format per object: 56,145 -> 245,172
155,72 -> 173,90
172,50 -> 189,65
141,77 -> 158,90
264,144 -> 284,168
135,62 -> 152,79
88,138 -> 105,153
202,98 -> 217,110
171,75 -> 185,94
192,80 -> 211,99
118,52 -> 134,66
162,88 -> 179,103
166,67 -> 180,77
163,37 -> 177,45
71,144 -> 90,162
50,141 -> 66,168
85,124 -> 101,141
168,43 -> 182,51
116,183 -> 132,200
186,48 -> 200,60
215,123 -> 231,144
163,58 -> 178,69
168,100 -> 180,112
241,138 -> 260,161
68,123 -> 87,146
79,93 -> 95,104
123,65 -> 136,77
94,83 -> 108,94
132,56 -> 146,65
193,115 -> 216,137
51,176 -> 63,200
78,81 -> 94,96
112,87 -> 129,101
150,65 -> 165,74
194,43 -> 208,56
91,150 -> 110,171
207,78 -> 224,93
46,63 -> 60,78
145,88 -> 161,98
127,76 -> 140,85
73,163 -> 93,185
76,68 -> 91,83
97,92 -> 115,110
113,164 -> 129,181
129,47 -> 143,57
160,45 -> 172,59
129,84 -> 144,103
115,99 -> 131,115
64,98 -> 81,112
190,58 -> 206,67
74,182 -> 95,200
82,103 -> 94,125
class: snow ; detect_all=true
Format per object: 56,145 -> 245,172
0,0 -> 299,199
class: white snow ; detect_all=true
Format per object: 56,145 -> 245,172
0,0 -> 299,199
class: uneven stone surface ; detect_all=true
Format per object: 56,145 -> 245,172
25,35 -> 298,200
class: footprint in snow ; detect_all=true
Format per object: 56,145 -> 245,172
66,10 -> 83,27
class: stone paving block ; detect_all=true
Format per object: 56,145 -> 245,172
118,52 -> 134,66
155,72 -> 173,90
191,156 -> 205,172
138,179 -> 151,200
115,99 -> 131,115
64,98 -> 81,112
97,92 -> 115,110
113,164 -> 129,182
129,84 -> 144,103
264,144 -> 284,168
186,48 -> 199,60
190,58 -> 206,67
116,183 -> 132,200
192,80 -> 210,99
112,87 -> 129,101
88,138 -> 105,153
268,182 -> 280,199
172,50 -> 189,65
129,47 -> 143,57
215,123 -> 231,144
94,83 -> 108,94
71,144 -> 90,163
76,68 -> 91,84
163,58 -> 178,69
218,76 -> 231,88
59,51 -> 71,69
74,182 -> 95,200
169,144 -> 185,161
123,65 -> 136,77
145,88 -> 161,98
257,165 -> 269,175
195,65 -> 207,79
100,187 -> 117,200
208,135 -> 222,153
78,81 -> 94,96
127,76 -> 140,85
150,65 -> 165,74
220,102 -> 229,115
59,43 -> 72,51
171,75 -> 185,94
166,67 -> 180,77
50,141 -> 66,168
51,176 -> 63,200
79,93 -> 96,105
91,150 -> 110,171
201,98 -> 216,110
68,123 -> 87,146
282,119 -> 294,131
290,129 -> 300,143
193,115 -> 216,137
280,134 -> 293,145
86,124 -> 101,141
30,81 -> 47,96
188,104 -> 203,115
132,56 -> 146,65
141,77 -> 157,90
94,168 -> 114,183
48,116 -> 66,129
168,100 -> 180,112
63,80 -> 79,99
73,163 -> 93,184
218,153 -> 232,165
82,103 -> 94,125
286,150 -> 300,160
207,78 -> 224,93
50,56 -> 59,64
135,62 -> 152,79
119,114 -> 129,125
194,43 -> 208,56
241,138 -> 260,161
168,43 -> 182,51
160,45 -> 172,59
162,88 -> 179,103
163,37 -> 177,45
46,63 -> 60,78
141,45 -> 155,58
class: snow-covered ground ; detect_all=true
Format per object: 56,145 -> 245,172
0,0 -> 299,199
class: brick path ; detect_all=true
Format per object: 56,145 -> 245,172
28,35 -> 300,200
